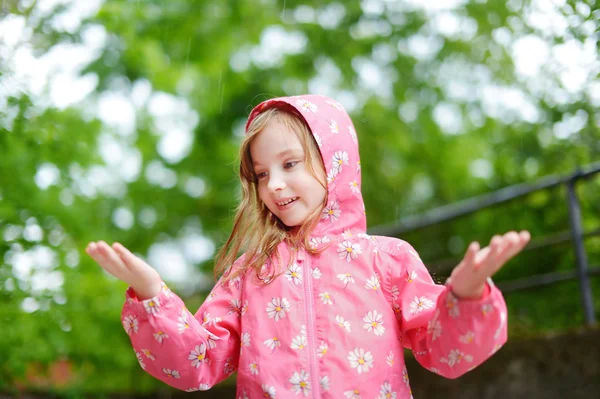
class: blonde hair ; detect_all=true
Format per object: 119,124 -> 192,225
213,106 -> 328,283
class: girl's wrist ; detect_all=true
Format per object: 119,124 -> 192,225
131,279 -> 163,301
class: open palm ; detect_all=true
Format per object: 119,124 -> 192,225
86,241 -> 163,300
448,231 -> 530,299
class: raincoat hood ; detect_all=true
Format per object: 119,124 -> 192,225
246,94 -> 366,239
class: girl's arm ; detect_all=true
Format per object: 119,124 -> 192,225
86,241 -> 243,391
383,232 -> 527,379
122,276 -> 242,391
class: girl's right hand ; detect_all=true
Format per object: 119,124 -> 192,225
86,241 -> 163,300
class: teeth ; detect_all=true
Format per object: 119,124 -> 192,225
278,197 -> 298,206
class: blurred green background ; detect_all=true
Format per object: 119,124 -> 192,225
0,0 -> 598,395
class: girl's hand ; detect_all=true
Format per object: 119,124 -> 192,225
447,231 -> 530,299
86,241 -> 163,300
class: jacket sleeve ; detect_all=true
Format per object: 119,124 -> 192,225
120,263 -> 246,392
382,240 -> 507,379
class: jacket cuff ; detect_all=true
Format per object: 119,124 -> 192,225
123,281 -> 175,319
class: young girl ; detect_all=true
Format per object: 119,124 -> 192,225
86,94 -> 530,399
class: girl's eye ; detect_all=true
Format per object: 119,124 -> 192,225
284,161 -> 299,169
256,172 -> 267,180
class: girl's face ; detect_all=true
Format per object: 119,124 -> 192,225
250,119 -> 326,229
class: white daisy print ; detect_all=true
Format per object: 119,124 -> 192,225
327,167 -> 338,185
406,270 -> 417,283
153,331 -> 168,344
386,352 -> 394,366
322,201 -> 341,222
309,236 -> 330,249
441,349 -> 473,367
481,303 -> 493,316
285,263 -> 303,285
459,331 -> 475,344
338,241 -> 362,263
329,119 -> 339,134
344,389 -> 361,399
494,311 -> 506,340
141,348 -> 155,360
177,310 -> 190,333
349,180 -> 360,193
241,332 -> 251,347
296,98 -> 318,113
314,134 -> 323,147
163,368 -> 180,378
136,351 -> 146,370
264,337 -> 281,351
312,268 -> 322,279
378,381 -> 396,399
229,299 -> 243,316
342,229 -> 354,239
337,273 -> 355,288
161,282 -> 172,297
317,342 -> 328,358
349,125 -> 357,142
326,99 -> 344,111
391,285 -> 400,300
428,310 -> 442,341
357,160 -> 361,172
188,344 -> 208,368
403,366 -> 410,386
332,151 -> 349,171
490,343 -> 503,356
206,292 -> 216,302
266,297 -> 290,321
446,293 -> 460,318
201,311 -> 212,325
223,358 -> 235,375
348,348 -> 374,374
365,275 -> 380,292
409,296 -> 435,314
122,315 -> 138,335
290,370 -> 311,396
336,315 -> 352,332
205,329 -> 218,349
291,333 -> 307,350
363,310 -> 385,336
320,376 -> 330,391
319,292 -> 334,305
261,384 -> 276,399
229,275 -> 241,290
143,297 -> 161,314
249,362 -> 259,375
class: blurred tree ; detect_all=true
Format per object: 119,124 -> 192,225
0,0 -> 598,394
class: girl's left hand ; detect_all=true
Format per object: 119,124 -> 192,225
447,230 -> 530,299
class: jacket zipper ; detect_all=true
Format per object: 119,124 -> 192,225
303,250 -> 320,398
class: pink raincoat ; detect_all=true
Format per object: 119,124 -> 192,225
121,95 -> 507,398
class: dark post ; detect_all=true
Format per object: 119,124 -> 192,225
566,177 -> 596,325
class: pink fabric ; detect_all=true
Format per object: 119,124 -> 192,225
121,95 -> 507,398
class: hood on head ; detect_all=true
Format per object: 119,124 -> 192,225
246,95 -> 366,239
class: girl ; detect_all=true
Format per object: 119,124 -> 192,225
86,94 -> 530,399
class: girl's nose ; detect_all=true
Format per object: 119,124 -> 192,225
267,175 -> 286,192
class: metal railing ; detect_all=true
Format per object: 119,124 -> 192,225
368,161 -> 600,326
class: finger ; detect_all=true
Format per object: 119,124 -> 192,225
96,241 -> 128,271
489,232 -> 521,272
477,235 -> 504,274
462,241 -> 480,268
112,242 -> 147,271
86,241 -> 119,275
519,230 -> 531,245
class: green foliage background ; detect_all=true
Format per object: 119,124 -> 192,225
1,0 -> 598,395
